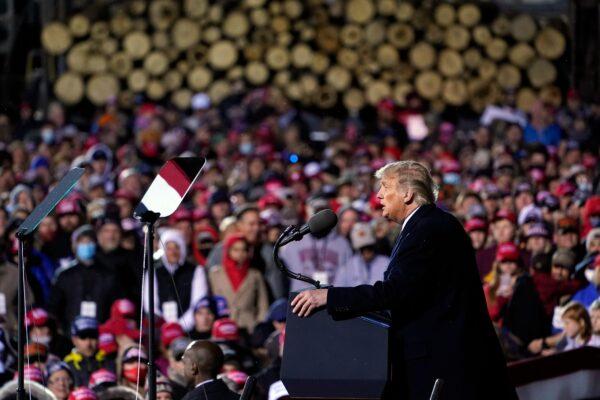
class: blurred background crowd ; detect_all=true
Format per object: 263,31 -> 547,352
0,83 -> 598,400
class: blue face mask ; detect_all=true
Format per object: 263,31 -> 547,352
239,142 -> 254,155
41,129 -> 55,144
443,173 -> 461,186
76,243 -> 96,262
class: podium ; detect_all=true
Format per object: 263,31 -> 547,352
281,292 -> 391,399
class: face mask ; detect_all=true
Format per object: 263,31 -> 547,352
33,335 -> 51,346
76,243 -> 96,262
577,180 -> 592,193
239,142 -> 254,155
585,268 -> 596,283
443,173 -> 461,186
41,129 -> 55,144
123,363 -> 147,384
529,168 -> 545,183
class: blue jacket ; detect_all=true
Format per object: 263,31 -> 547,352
572,283 -> 600,308
524,123 -> 562,147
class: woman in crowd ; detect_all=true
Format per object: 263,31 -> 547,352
118,346 -> 148,395
484,242 -> 548,347
209,234 -> 269,333
45,361 -> 74,400
144,229 -> 209,331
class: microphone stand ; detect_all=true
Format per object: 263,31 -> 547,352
273,226 -> 322,289
15,231 -> 28,400
139,211 -> 160,400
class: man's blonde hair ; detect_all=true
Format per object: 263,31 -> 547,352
375,161 -> 438,205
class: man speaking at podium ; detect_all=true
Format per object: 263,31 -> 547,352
291,161 -> 517,400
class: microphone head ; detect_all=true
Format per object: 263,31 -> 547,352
308,209 -> 338,239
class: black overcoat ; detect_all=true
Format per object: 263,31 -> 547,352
327,204 -> 518,400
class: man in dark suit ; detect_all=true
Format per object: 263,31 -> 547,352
292,161 -> 517,400
180,340 -> 239,400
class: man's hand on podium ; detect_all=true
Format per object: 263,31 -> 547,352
291,289 -> 328,317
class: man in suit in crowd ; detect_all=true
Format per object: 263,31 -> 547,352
292,161 -> 517,400
180,340 -> 239,400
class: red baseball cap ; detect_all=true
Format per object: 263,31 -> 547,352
98,330 -> 117,355
464,218 -> 488,233
440,159 -> 461,174
169,208 -> 192,224
122,346 -> 148,363
89,369 -> 117,389
192,208 -> 211,221
56,198 -> 81,216
100,317 -> 140,340
377,98 -> 395,112
369,192 -> 383,211
258,193 -> 284,210
69,387 -> 98,400
211,318 -> 239,342
496,242 -> 520,262
110,299 -> 136,320
226,370 -> 249,386
16,365 -> 44,383
555,181 -> 576,197
160,322 -> 185,347
114,189 -> 137,202
494,209 -> 517,225
25,308 -> 49,328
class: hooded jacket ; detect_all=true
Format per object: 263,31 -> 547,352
143,229 -> 209,331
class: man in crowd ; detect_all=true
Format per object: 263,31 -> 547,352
49,225 -> 121,331
64,316 -> 115,386
95,218 -> 141,303
180,340 -> 239,400
280,198 -> 353,291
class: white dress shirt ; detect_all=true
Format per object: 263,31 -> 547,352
401,206 -> 421,232
195,378 -> 214,388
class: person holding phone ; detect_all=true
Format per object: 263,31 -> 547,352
484,242 -> 548,348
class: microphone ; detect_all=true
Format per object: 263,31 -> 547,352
273,209 -> 337,288
279,209 -> 338,247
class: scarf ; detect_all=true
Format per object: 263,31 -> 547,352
222,234 -> 250,292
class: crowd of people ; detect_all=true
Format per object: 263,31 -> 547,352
0,84 -> 598,399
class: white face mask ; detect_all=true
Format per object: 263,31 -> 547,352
33,335 -> 51,346
585,268 -> 596,284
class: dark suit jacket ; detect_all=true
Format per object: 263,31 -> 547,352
327,204 -> 517,400
180,379 -> 239,400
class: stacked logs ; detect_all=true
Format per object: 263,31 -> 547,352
42,0 -> 568,113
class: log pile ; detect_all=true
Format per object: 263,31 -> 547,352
42,0 -> 568,112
